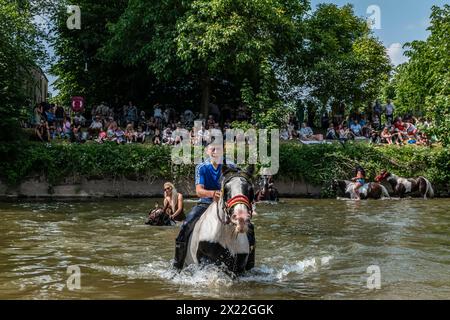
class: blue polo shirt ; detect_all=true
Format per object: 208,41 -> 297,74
195,158 -> 234,204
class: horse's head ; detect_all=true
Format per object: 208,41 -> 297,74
332,179 -> 350,193
221,164 -> 255,233
375,170 -> 390,182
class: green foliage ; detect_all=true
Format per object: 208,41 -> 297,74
51,0 -> 133,105
278,142 -> 449,197
1,142 -> 448,198
286,4 -> 391,116
0,0 -> 47,141
0,142 -> 173,186
392,5 -> 450,145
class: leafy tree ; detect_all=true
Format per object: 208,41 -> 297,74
103,0 -> 308,122
51,0 -> 134,106
0,0 -> 47,141
285,4 -> 391,123
392,5 -> 449,145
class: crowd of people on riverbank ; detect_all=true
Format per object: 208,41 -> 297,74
29,99 -> 432,146
281,100 -> 432,146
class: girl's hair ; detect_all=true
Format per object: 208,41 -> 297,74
164,182 -> 178,213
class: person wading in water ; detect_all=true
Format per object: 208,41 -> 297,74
172,142 -> 256,270
163,182 -> 185,222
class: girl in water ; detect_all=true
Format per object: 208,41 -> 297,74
163,182 -> 185,222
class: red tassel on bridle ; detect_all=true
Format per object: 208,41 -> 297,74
226,195 -> 252,212
217,194 -> 253,225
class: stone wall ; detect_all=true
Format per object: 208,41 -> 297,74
0,176 -> 322,199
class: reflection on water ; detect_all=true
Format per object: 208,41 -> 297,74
0,199 -> 449,299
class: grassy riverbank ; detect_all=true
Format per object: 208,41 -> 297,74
0,141 -> 448,197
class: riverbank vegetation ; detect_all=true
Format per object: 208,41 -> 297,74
0,142 -> 448,197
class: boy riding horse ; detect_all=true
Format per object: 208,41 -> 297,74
173,143 -> 256,270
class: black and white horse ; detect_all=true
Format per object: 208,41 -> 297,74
185,165 -> 255,274
333,179 -> 390,200
375,170 -> 434,199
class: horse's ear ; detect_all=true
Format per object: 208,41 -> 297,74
245,164 -> 255,178
222,163 -> 230,175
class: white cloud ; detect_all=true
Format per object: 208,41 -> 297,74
387,43 -> 409,66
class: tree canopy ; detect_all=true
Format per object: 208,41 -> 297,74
391,4 -> 449,145
49,0 -> 391,127
0,0 -> 47,140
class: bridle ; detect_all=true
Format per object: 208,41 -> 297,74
217,172 -> 254,225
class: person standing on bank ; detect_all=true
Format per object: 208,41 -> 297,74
172,143 -> 256,270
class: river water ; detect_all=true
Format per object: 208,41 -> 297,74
0,198 -> 449,299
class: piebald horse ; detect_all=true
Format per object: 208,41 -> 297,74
185,165 -> 255,273
333,179 -> 390,200
375,170 -> 434,199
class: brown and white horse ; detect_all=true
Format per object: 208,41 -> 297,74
185,165 -> 255,274
375,170 -> 434,199
333,179 -> 390,200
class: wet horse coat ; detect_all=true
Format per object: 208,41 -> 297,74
376,171 -> 434,199
334,179 -> 390,200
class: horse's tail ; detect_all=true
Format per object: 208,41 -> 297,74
420,177 -> 434,199
380,184 -> 390,199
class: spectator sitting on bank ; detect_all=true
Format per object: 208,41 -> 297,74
153,128 -> 161,145
299,122 -> 323,141
89,115 -> 103,137
62,117 -> 72,139
125,123 -> 136,143
55,104 -> 65,131
326,123 -> 337,140
196,124 -> 209,145
106,124 -> 116,141
380,126 -> 395,145
74,113 -> 86,127
95,130 -> 107,143
162,127 -> 174,145
287,121 -> 296,140
280,127 -> 290,141
136,126 -> 146,143
350,119 -> 362,137
115,127 -> 126,144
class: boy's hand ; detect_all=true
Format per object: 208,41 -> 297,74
213,191 -> 222,202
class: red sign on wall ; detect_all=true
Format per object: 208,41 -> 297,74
71,96 -> 84,112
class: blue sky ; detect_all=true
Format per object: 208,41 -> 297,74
310,0 -> 448,65
46,0 -> 447,96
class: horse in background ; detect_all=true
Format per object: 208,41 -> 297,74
185,165 -> 256,274
255,175 -> 279,202
375,170 -> 434,199
333,179 -> 390,200
145,204 -> 176,226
